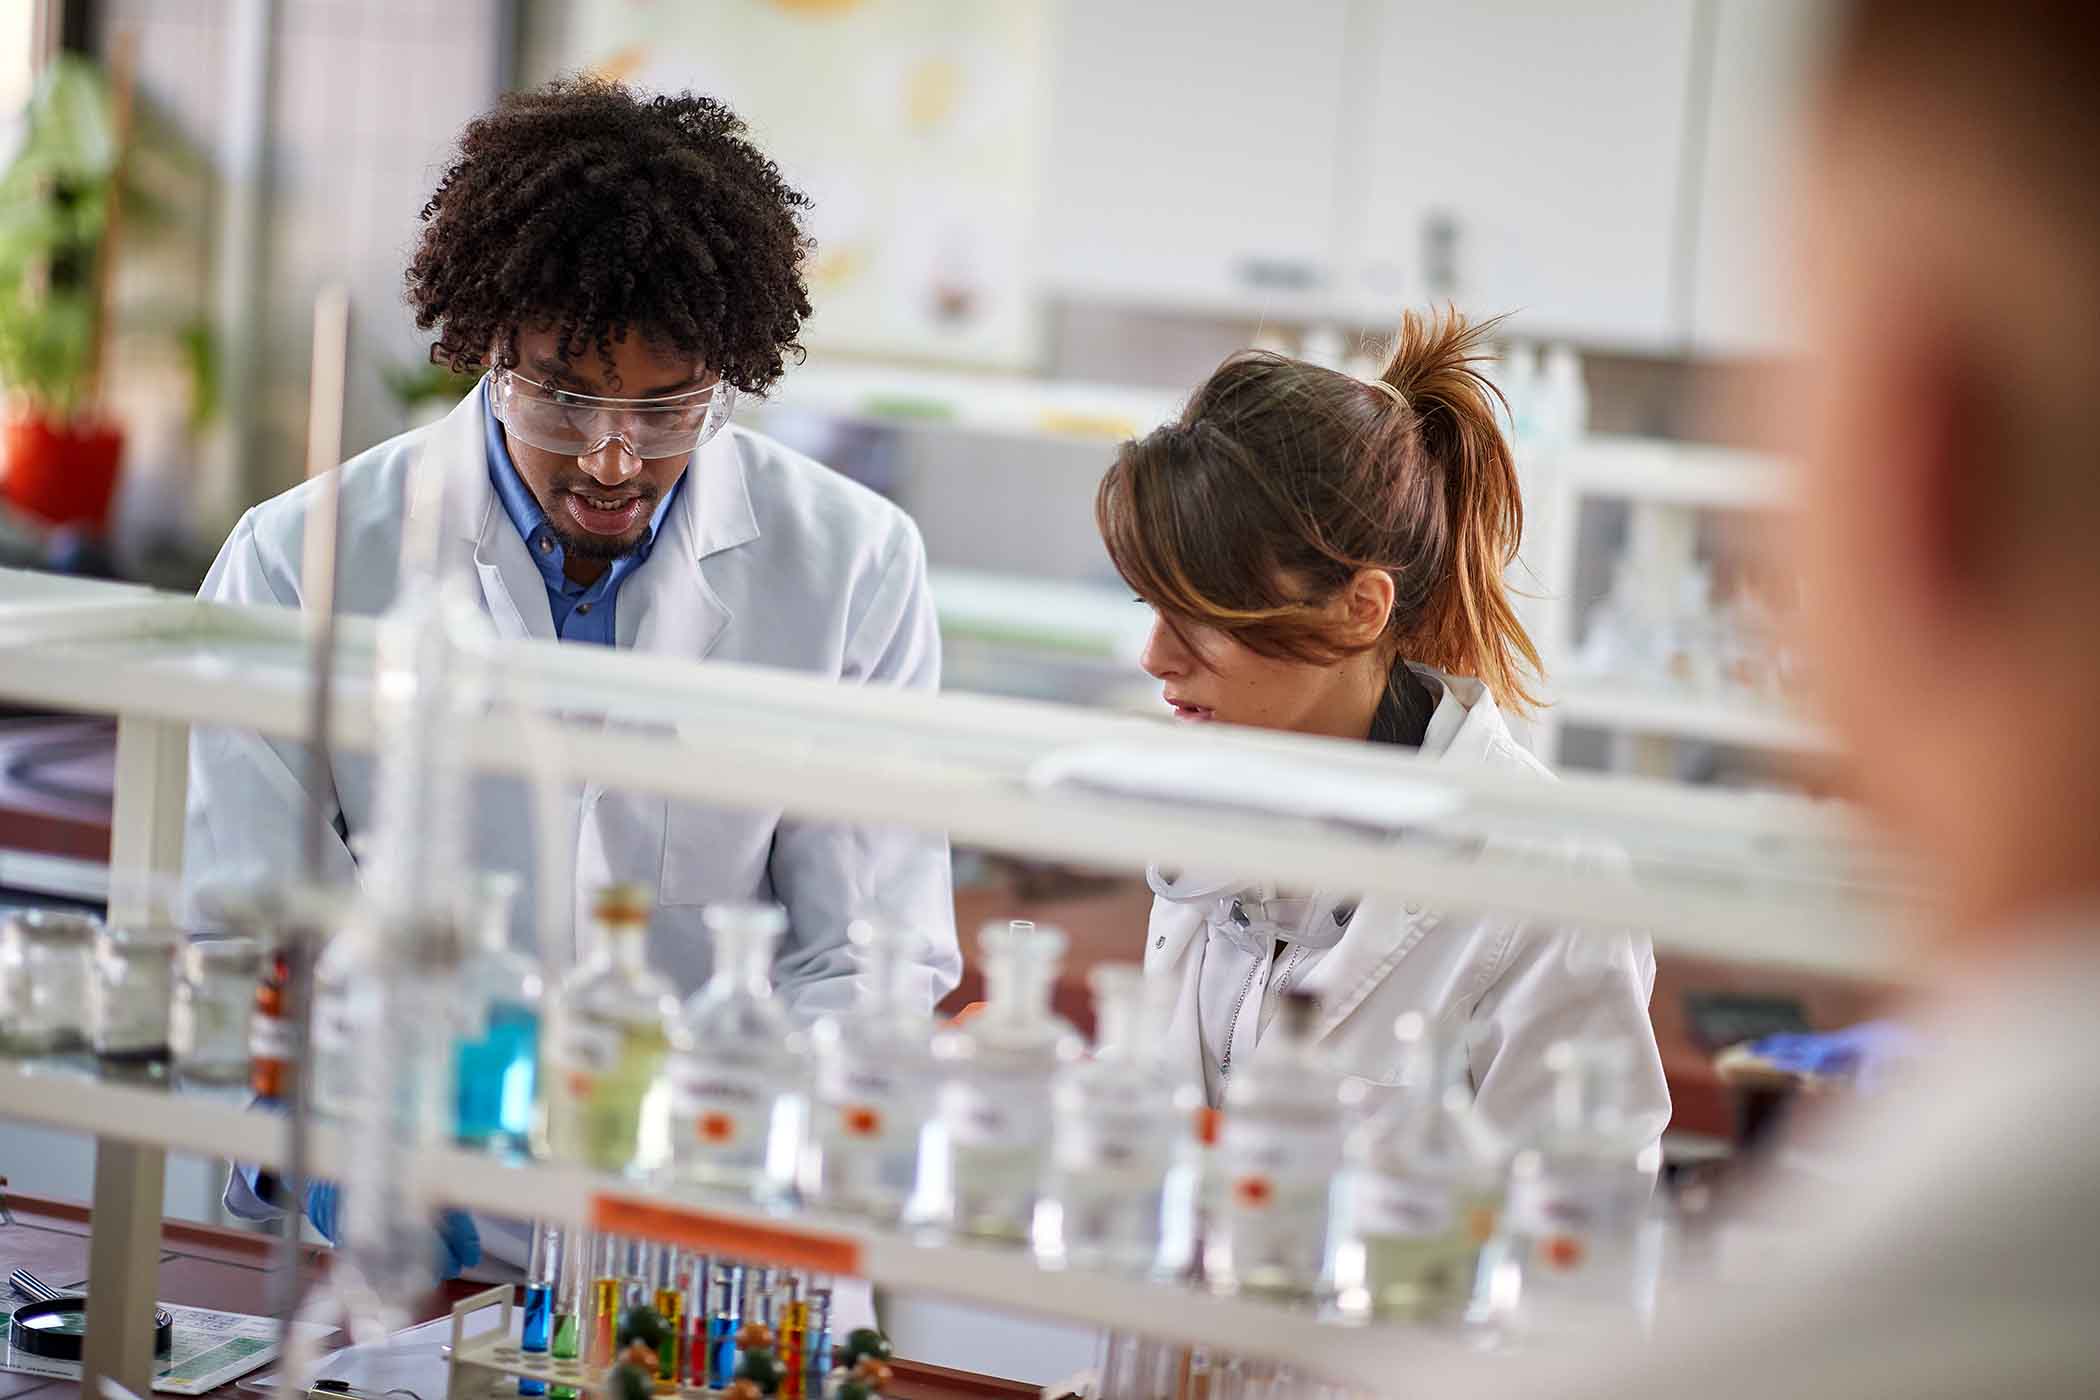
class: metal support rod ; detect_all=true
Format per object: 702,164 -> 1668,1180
81,1138 -> 167,1396
82,713 -> 191,1396
273,287 -> 350,1338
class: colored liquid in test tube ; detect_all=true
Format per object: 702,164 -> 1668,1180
589,1235 -> 621,1370
520,1222 -> 559,1396
684,1254 -> 710,1389
707,1260 -> 745,1387
804,1283 -> 833,1393
778,1274 -> 806,1400
550,1228 -> 587,1400
653,1247 -> 685,1389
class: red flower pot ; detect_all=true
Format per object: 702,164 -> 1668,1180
2,412 -> 126,532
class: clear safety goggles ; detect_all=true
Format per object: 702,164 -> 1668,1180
488,368 -> 736,460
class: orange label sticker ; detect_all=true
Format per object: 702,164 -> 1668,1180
699,1112 -> 737,1144
1233,1176 -> 1274,1209
1542,1234 -> 1586,1271
1465,1206 -> 1498,1245
843,1105 -> 883,1138
567,1071 -> 595,1099
591,1193 -> 862,1277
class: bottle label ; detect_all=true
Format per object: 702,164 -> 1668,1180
249,1013 -> 294,1063
1053,1109 -> 1165,1173
552,1020 -> 621,1074
1506,1174 -> 1635,1273
1219,1118 -> 1332,1211
1348,1172 -> 1456,1237
672,1071 -> 764,1149
311,994 -> 358,1056
940,1082 -> 1041,1149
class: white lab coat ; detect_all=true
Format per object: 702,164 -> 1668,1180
1143,674 -> 1672,1152
186,381 -> 961,1011
195,385 -> 955,1307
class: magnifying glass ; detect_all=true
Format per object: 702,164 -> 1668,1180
7,1269 -> 173,1362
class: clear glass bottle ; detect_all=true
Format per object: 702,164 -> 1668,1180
1329,1013 -> 1504,1322
0,909 -> 97,1054
453,873 -> 541,1150
543,884 -> 679,1175
171,937 -> 260,1085
1495,1038 -> 1656,1337
799,920 -> 937,1221
1033,964 -> 1188,1274
89,923 -> 182,1068
309,913 -> 377,1120
667,902 -> 807,1199
910,920 -> 1083,1244
1205,990 -> 1346,1300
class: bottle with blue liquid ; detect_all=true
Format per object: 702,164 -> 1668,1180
520,1221 -> 559,1396
706,1259 -> 745,1387
454,873 -> 541,1150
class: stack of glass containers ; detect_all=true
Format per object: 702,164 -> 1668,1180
543,883 -> 679,1175
799,920 -> 936,1220
910,920 -> 1083,1244
1205,990 -> 1346,1300
1327,1013 -> 1504,1322
667,902 -> 806,1200
1033,963 -> 1191,1274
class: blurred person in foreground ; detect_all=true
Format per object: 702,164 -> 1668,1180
1427,2 -> 2100,1395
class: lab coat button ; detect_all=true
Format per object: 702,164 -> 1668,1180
576,602 -> 592,615
537,536 -> 553,553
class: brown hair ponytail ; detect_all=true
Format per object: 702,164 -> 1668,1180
1374,309 -> 1542,711
1096,305 -> 1544,714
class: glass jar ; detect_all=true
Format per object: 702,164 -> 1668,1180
171,937 -> 260,1084
90,924 -> 183,1066
0,909 -> 99,1054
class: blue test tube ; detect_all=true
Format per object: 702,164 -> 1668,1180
804,1280 -> 834,1391
707,1259 -> 746,1387
520,1222 -> 559,1396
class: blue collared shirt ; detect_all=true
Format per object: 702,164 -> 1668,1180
484,397 -> 681,645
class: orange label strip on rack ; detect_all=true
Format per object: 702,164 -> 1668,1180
590,1194 -> 863,1276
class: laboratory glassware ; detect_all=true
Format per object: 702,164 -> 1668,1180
453,872 -> 540,1150
800,920 -> 938,1220
249,941 -> 293,1100
0,908 -> 96,1054
803,1281 -> 833,1392
1495,1037 -> 1657,1336
170,937 -> 259,1084
777,1273 -> 807,1399
544,884 -> 679,1174
1034,964 -> 1189,1274
653,1245 -> 687,1387
89,923 -> 182,1068
667,902 -> 807,1199
705,1259 -> 745,1387
588,1233 -> 622,1368
1328,1013 -> 1504,1322
521,1222 -> 559,1395
910,920 -> 1084,1244
1205,990 -> 1347,1300
308,914 -> 374,1120
549,1226 -> 586,1400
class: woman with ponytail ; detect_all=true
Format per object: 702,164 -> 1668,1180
1096,308 -> 1669,1147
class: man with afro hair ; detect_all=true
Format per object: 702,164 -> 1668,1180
189,80 -> 961,1069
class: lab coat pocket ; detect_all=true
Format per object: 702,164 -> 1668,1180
659,798 -> 778,907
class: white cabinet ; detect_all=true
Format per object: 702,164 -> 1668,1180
1038,0 -> 1352,312
1352,0 -> 1697,349
1686,0 -> 1835,357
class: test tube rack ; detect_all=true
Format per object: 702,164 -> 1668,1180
445,1284 -> 769,1400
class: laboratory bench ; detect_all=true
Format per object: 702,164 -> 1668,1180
0,1190 -> 1034,1400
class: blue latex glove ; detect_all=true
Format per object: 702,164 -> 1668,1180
436,1209 -> 482,1280
303,1179 -> 340,1243
1748,1020 -> 1922,1093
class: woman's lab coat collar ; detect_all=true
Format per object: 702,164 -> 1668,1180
424,379 -> 759,656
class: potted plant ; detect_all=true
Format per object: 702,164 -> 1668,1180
0,53 -> 134,531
